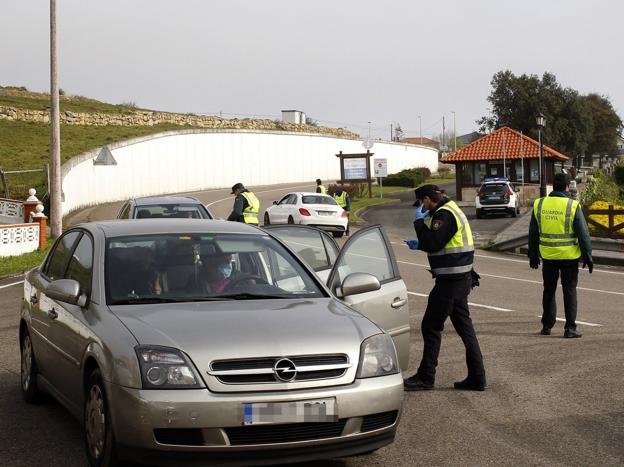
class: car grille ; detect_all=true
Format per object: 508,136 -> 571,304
361,411 -> 399,432
209,354 -> 350,384
224,420 -> 348,445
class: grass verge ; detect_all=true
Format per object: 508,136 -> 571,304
350,185 -> 411,222
0,240 -> 52,279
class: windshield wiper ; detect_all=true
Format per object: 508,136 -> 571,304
110,296 -> 235,305
110,297 -> 183,305
211,292 -> 291,300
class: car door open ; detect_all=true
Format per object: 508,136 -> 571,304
326,225 -> 410,370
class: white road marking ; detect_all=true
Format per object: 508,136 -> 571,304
0,280 -> 24,289
408,291 -> 514,312
396,259 -> 624,296
536,316 -> 602,327
206,184 -> 315,207
390,241 -> 624,276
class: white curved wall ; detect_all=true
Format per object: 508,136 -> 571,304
61,129 -> 438,215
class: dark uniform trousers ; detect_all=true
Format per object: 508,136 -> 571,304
541,259 -> 579,331
417,274 -> 485,385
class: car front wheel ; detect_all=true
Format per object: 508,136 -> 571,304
21,329 -> 43,403
476,208 -> 483,219
264,212 -> 270,225
287,216 -> 295,224
84,369 -> 119,467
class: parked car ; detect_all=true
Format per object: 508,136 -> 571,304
264,192 -> 348,237
19,219 -> 407,466
475,177 -> 520,218
116,196 -> 213,220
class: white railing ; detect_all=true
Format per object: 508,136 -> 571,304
0,198 -> 24,225
0,223 -> 40,257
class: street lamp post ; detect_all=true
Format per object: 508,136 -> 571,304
536,112 -> 546,197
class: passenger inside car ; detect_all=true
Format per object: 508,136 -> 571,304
108,246 -> 161,299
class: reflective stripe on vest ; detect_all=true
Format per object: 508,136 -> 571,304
318,185 -> 327,194
334,192 -> 347,208
241,191 -> 260,224
533,196 -> 581,260
426,200 -> 475,277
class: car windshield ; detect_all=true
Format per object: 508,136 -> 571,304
106,233 -> 324,304
134,204 -> 210,219
482,184 -> 506,194
301,195 -> 337,205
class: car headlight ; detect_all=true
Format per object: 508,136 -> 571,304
356,334 -> 398,378
135,346 -> 204,389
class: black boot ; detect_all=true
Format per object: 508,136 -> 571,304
453,377 -> 487,391
403,375 -> 434,391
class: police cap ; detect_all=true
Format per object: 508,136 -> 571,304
231,182 -> 245,194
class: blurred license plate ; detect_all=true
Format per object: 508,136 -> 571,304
317,211 -> 334,216
243,398 -> 337,425
489,196 -> 501,200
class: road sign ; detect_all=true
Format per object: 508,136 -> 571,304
373,158 -> 387,177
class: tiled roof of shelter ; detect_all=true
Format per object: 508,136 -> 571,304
440,127 -> 568,162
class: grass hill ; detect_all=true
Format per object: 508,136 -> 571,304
0,85 -> 357,199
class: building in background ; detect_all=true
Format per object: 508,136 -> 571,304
281,110 -> 307,125
440,127 -> 568,202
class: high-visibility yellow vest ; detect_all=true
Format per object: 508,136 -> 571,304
241,191 -> 260,224
533,196 -> 581,260
318,185 -> 327,194
333,192 -> 347,208
426,200 -> 475,277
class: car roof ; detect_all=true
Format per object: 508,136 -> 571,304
75,219 -> 264,238
132,196 -> 202,205
296,192 -> 333,197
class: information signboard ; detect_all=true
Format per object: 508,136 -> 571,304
344,158 -> 368,180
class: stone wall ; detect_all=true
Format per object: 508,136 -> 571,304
0,105 -> 359,139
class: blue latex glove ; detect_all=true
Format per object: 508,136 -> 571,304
415,204 -> 429,221
404,239 -> 419,250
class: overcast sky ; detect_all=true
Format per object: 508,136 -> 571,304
2,0 -> 623,140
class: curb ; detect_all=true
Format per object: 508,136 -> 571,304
352,198 -> 401,224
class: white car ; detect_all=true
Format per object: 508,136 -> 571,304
475,177 -> 520,218
264,192 -> 349,237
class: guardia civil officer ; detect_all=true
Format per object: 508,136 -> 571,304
315,179 -> 327,194
227,183 -> 260,224
528,172 -> 592,338
403,184 -> 486,391
333,184 -> 351,235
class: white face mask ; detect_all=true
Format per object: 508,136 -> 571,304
218,263 -> 232,279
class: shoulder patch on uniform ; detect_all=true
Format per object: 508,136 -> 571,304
432,219 -> 444,230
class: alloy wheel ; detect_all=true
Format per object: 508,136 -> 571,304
21,334 -> 33,392
85,384 -> 106,461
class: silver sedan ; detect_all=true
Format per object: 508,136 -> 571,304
19,219 -> 407,466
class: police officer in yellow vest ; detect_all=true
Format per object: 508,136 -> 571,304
403,185 -> 486,392
333,184 -> 351,235
529,173 -> 593,338
315,179 -> 327,194
227,182 -> 260,224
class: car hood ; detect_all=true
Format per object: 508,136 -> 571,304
110,298 -> 381,383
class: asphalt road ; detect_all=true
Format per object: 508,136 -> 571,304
2,183 -> 623,466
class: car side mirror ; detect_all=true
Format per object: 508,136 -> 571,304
273,201 -> 278,205
337,273 -> 381,298
514,188 -> 520,193
46,279 -> 88,307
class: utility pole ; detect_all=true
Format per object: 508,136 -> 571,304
50,0 -> 62,238
390,123 -> 393,142
442,116 -> 446,152
452,111 -> 457,152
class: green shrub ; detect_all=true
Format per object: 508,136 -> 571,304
614,162 -> 624,187
580,170 -> 621,206
384,167 -> 432,187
